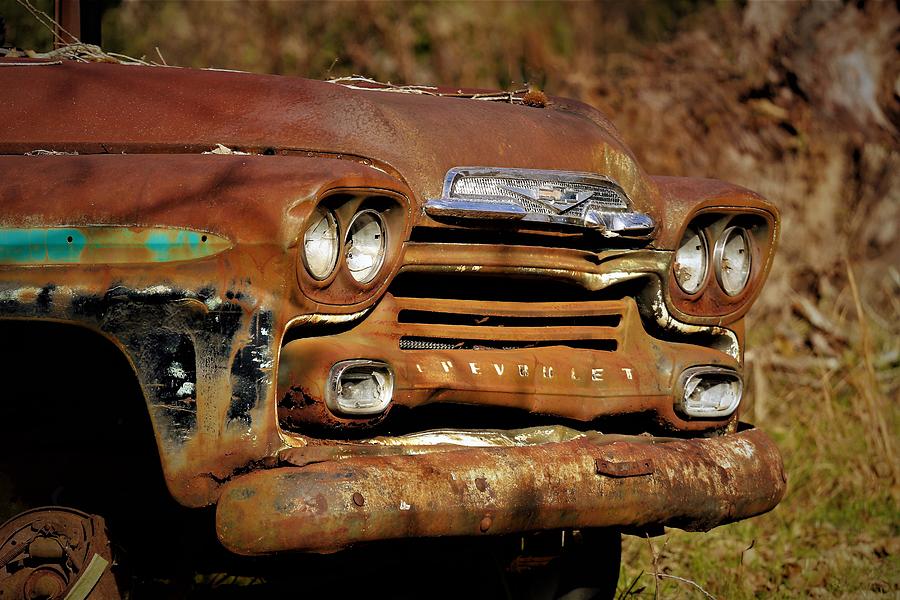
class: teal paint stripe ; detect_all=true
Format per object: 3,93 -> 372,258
46,228 -> 86,262
0,228 -> 84,263
0,227 -> 231,265
145,230 -> 209,263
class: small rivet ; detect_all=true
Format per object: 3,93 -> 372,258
475,477 -> 488,492
352,492 -> 365,507
479,516 -> 492,532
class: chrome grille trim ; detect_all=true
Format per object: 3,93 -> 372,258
450,175 -> 628,211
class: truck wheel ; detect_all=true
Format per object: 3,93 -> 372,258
0,506 -> 122,600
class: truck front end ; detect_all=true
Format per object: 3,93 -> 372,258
0,61 -> 785,569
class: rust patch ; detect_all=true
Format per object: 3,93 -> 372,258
595,454 -> 654,478
0,507 -> 120,599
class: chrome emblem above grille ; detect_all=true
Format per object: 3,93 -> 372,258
425,167 -> 654,237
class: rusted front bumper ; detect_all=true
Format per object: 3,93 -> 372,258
215,427 -> 785,555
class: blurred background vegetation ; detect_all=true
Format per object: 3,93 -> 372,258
2,0 -> 898,597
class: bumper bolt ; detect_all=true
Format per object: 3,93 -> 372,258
479,516 -> 492,532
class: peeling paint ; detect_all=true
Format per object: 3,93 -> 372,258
642,282 -> 741,361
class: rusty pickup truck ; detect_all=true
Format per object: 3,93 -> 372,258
0,56 -> 785,599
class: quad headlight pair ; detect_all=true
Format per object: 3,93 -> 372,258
674,225 -> 752,296
302,207 -> 387,284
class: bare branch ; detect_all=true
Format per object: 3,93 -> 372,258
655,573 -> 718,600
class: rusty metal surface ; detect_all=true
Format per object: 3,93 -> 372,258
277,427 -> 689,469
0,154 -> 409,507
0,507 -> 120,599
595,456 -> 654,477
0,150 -> 761,506
216,427 -> 786,555
0,61 -> 651,213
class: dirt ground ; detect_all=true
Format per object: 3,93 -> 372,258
2,0 -> 898,597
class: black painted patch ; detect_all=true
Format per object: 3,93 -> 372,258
36,284 -> 55,313
139,331 -> 198,441
228,310 -> 274,429
0,282 -> 275,448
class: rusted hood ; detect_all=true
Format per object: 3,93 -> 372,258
0,60 -> 654,207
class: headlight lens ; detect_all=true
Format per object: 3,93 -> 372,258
302,207 -> 339,280
714,226 -> 752,295
346,210 -> 386,283
674,226 -> 708,294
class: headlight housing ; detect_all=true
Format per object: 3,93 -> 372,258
301,207 -> 339,280
295,190 -> 408,307
666,208 -> 776,324
673,225 -> 708,294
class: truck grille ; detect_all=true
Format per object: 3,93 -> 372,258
391,294 -> 626,353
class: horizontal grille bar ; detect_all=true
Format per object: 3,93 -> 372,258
398,309 -> 621,329
399,337 -> 618,352
408,227 -> 646,252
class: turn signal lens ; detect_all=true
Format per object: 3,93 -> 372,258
714,226 -> 752,296
674,226 -> 708,294
326,360 -> 394,416
677,367 -> 742,418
